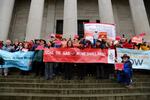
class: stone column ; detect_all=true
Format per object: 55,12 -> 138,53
129,0 -> 150,40
25,0 -> 45,41
45,0 -> 56,35
98,0 -> 115,24
63,0 -> 77,39
0,0 -> 15,41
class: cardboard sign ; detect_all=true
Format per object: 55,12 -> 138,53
116,36 -> 121,41
99,32 -> 107,40
115,63 -> 124,71
132,36 -> 143,44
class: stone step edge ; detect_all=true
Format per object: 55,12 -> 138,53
0,77 -> 149,80
1,87 -> 150,91
0,81 -> 149,85
0,93 -> 150,97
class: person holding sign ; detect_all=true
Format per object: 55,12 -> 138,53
44,41 -> 54,80
64,39 -> 74,80
118,54 -> 133,88
0,40 -> 15,76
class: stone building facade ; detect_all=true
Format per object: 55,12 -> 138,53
0,0 -> 150,41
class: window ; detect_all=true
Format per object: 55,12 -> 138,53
56,20 -> 63,34
78,20 -> 89,38
96,20 -> 100,23
56,20 -> 90,37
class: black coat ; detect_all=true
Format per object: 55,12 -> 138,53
0,56 -> 4,65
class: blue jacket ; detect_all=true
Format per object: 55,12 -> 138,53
124,59 -> 132,73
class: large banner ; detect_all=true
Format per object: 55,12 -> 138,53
0,50 -> 34,71
43,48 -> 115,64
84,23 -> 116,42
117,48 -> 150,70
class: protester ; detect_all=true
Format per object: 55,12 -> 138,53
16,42 -> 24,51
64,39 -> 74,80
61,38 -> 67,48
0,41 -> 3,49
120,34 -> 127,44
95,40 -> 105,79
13,39 -> 19,51
44,41 -> 54,80
22,42 -> 30,52
20,42 -> 31,75
117,54 -> 133,88
73,37 -> 80,48
139,42 -> 150,50
33,39 -> 46,77
31,39 -> 40,51
0,39 -> 15,76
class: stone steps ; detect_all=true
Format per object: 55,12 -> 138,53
0,77 -> 149,83
0,93 -> 150,100
0,82 -> 150,88
0,87 -> 150,94
0,78 -> 115,83
0,73 -> 150,100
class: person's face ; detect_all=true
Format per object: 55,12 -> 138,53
99,32 -> 107,40
6,40 -> 11,46
24,43 -> 28,49
121,38 -> 126,43
134,46 -> 138,49
123,57 -> 128,62
79,43 -> 84,48
15,42 -> 19,46
19,43 -> 23,46
96,41 -> 101,46
30,40 -> 34,44
47,42 -> 52,47
36,40 -> 40,44
40,41 -> 45,45
67,41 -> 72,47
51,37 -> 56,41
74,39 -> 78,42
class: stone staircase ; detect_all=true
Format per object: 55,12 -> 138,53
0,72 -> 150,100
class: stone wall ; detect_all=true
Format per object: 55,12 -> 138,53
112,0 -> 135,37
9,0 -> 136,40
144,0 -> 150,25
9,0 -> 30,41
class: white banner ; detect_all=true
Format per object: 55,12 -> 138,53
117,48 -> 150,70
84,23 -> 116,41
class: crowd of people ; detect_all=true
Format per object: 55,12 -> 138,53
0,34 -> 150,88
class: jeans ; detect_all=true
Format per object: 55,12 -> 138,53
35,61 -> 45,76
0,66 -> 8,76
124,71 -> 132,85
96,64 -> 105,79
64,63 -> 73,80
45,62 -> 54,80
117,70 -> 132,85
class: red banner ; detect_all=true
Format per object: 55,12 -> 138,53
43,48 -> 115,63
